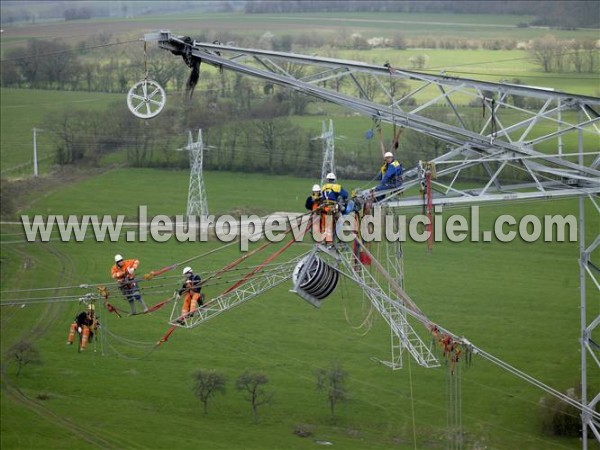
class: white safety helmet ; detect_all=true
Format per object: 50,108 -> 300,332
326,172 -> 336,182
182,266 -> 193,276
114,254 -> 123,262
312,184 -> 321,191
384,152 -> 394,159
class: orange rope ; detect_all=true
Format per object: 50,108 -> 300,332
144,264 -> 177,280
142,295 -> 175,314
157,325 -> 176,346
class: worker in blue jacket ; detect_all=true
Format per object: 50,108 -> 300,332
375,152 -> 403,191
320,173 -> 354,244
321,172 -> 354,214
374,152 -> 403,202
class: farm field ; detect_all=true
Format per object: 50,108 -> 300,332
0,89 -> 123,173
2,167 -> 598,449
1,6 -> 599,450
2,10 -> 600,46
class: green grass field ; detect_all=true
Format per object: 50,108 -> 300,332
1,167 -> 598,449
0,89 -> 123,174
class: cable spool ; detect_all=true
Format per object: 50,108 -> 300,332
292,255 -> 339,307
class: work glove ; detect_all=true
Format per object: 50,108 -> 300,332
127,267 -> 135,275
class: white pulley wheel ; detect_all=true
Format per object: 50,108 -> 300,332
127,79 -> 166,119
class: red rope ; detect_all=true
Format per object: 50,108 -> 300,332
104,301 -> 122,318
143,295 -> 175,314
157,325 -> 176,346
212,241 -> 272,282
145,264 -> 177,280
425,169 -> 433,252
223,216 -> 313,295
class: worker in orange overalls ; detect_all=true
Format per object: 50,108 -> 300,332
66,303 -> 99,351
111,254 -> 148,315
179,266 -> 203,319
305,184 -> 322,211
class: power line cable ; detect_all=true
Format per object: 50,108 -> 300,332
0,39 -> 140,63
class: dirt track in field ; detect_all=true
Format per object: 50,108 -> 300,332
0,244 -> 146,449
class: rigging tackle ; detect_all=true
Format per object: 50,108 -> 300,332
126,40 -> 167,119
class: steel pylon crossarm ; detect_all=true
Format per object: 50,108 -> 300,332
148,31 -> 599,207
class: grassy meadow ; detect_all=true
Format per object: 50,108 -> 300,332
1,168 -> 598,449
0,89 -> 123,174
1,8 -> 599,450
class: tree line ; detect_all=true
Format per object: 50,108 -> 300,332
41,89 -> 502,184
2,29 -> 597,94
530,35 -> 599,73
4,1 -> 597,29
244,1 -> 600,29
26,50 -> 543,183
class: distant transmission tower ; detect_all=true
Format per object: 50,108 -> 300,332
319,119 -> 335,184
181,129 -> 209,220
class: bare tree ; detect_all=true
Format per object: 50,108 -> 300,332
530,35 -> 560,73
51,109 -> 84,164
391,32 -> 407,50
0,50 -> 22,87
277,62 -> 314,114
316,361 -> 348,423
254,120 -> 278,173
352,72 -> 380,101
409,54 -> 429,70
7,340 -> 41,377
235,370 -> 272,423
39,40 -> 80,89
192,369 -> 226,414
582,39 -> 599,73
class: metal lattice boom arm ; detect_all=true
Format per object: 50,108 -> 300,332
148,31 -> 599,206
170,254 -> 308,328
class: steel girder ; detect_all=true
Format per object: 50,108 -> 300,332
147,31 -> 599,207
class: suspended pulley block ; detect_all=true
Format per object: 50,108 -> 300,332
291,254 -> 339,308
127,79 -> 166,119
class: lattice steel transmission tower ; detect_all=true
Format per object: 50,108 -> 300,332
146,32 -> 599,448
319,119 -> 335,184
181,129 -> 209,220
